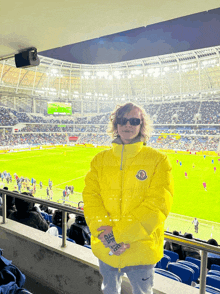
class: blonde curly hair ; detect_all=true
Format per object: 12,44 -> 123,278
107,102 -> 153,143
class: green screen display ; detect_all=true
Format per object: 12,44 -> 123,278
47,102 -> 72,115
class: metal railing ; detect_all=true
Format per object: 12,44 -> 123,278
1,189 -> 220,294
0,189 -> 84,248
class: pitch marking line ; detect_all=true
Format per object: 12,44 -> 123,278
54,175 -> 86,188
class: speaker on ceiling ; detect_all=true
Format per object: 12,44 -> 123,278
15,48 -> 40,68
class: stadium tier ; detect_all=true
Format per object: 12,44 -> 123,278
0,101 -> 220,151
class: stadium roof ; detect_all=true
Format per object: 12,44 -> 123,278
1,1 -> 220,63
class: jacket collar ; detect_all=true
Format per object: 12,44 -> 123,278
112,135 -> 145,158
112,135 -> 145,145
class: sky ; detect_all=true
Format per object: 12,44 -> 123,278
39,8 -> 220,64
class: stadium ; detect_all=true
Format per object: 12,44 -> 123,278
1,2 -> 220,294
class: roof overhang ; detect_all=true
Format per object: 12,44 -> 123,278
1,0 -> 220,60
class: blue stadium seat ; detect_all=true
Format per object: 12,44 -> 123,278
155,254 -> 171,269
206,275 -> 220,290
195,284 -> 220,294
185,256 -> 201,272
212,265 -> 220,272
50,223 -> 62,235
168,262 -> 194,285
208,271 -> 220,278
164,249 -> 179,262
41,212 -> 49,221
177,260 -> 200,281
154,268 -> 182,282
48,214 -> 53,223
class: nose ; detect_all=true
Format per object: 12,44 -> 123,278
125,120 -> 131,126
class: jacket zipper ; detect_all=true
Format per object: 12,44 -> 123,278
118,144 -> 124,273
120,144 -> 124,171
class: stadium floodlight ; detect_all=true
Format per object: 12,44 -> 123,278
113,71 -> 122,78
84,72 -> 91,76
97,71 -> 108,78
153,72 -> 160,78
163,67 -> 170,72
51,69 -> 58,74
131,70 -> 142,75
35,90 -> 45,95
147,68 -> 154,74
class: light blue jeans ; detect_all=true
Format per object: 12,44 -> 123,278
98,259 -> 155,294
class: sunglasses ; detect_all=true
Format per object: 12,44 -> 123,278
117,117 -> 141,126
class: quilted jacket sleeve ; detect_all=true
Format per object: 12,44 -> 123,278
112,154 -> 174,244
82,153 -> 113,238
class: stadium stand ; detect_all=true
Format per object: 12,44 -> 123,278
0,101 -> 220,151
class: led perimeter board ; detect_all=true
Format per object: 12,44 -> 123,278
47,102 -> 72,115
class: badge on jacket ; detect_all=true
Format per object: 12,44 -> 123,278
136,170 -> 147,181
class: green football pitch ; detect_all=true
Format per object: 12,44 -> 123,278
0,146 -> 220,242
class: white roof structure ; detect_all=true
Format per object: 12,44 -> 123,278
1,0 -> 220,60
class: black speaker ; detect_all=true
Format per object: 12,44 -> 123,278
15,49 -> 40,68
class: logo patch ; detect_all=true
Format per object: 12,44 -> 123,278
136,170 -> 147,181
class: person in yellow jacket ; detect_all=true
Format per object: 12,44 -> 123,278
82,102 -> 174,294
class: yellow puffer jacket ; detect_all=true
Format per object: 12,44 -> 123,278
82,137 -> 174,272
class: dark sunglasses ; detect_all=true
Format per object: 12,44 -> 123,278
117,117 -> 141,126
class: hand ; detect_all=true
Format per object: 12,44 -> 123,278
110,243 -> 130,256
97,226 -> 117,248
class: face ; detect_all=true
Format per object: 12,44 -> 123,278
117,108 -> 142,144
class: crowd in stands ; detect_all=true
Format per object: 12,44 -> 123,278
0,101 -> 220,151
0,189 -> 91,248
1,100 -> 220,126
148,136 -> 220,151
0,133 -> 67,146
0,107 -> 17,126
0,131 -> 219,151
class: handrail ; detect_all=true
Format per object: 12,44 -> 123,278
0,189 -> 84,247
164,233 -> 220,294
1,189 -> 220,294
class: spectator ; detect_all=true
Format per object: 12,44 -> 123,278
182,233 -> 201,260
207,238 -> 220,270
39,204 -> 53,215
0,187 -> 16,218
51,209 -> 70,235
8,192 -> 49,232
164,230 -> 184,260
68,215 -> 91,246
